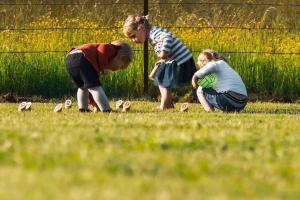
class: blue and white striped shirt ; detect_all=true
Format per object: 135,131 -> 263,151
149,26 -> 193,66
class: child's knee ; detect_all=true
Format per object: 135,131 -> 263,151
197,86 -> 204,95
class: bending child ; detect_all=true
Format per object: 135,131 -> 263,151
123,15 -> 196,110
192,49 -> 248,112
65,40 -> 133,112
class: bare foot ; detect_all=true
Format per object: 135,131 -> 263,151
148,75 -> 154,81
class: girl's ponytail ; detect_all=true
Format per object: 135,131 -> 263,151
203,49 -> 228,63
123,14 -> 151,35
142,15 -> 149,21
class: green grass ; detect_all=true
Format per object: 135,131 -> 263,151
0,101 -> 300,200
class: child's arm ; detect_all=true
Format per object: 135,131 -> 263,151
192,62 -> 217,88
194,62 -> 217,79
159,51 -> 170,60
150,48 -> 170,80
149,60 -> 164,80
100,69 -> 109,75
149,50 -> 169,80
149,33 -> 172,80
159,33 -> 172,60
191,75 -> 198,88
149,63 -> 160,80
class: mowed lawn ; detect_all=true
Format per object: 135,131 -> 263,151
0,101 -> 299,200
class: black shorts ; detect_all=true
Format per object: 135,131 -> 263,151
65,53 -> 100,88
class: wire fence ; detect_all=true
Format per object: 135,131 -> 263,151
0,1 -> 299,54
0,0 -> 299,93
1,26 -> 300,30
0,2 -> 299,6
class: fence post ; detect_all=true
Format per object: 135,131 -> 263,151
143,0 -> 149,93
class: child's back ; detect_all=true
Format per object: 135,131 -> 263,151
65,40 -> 132,112
149,26 -> 192,66
206,60 -> 247,96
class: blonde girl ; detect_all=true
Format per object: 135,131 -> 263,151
123,15 -> 196,110
192,49 -> 248,112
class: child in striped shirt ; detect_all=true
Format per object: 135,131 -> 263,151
123,15 -> 196,110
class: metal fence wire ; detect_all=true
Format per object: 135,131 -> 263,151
0,0 -> 299,92
0,1 -> 299,54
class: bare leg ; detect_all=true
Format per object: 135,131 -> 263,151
158,85 -> 172,109
77,87 -> 89,110
197,87 -> 214,112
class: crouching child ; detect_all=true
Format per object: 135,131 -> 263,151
192,49 -> 248,112
65,40 -> 133,112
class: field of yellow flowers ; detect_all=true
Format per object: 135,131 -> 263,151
0,14 -> 299,100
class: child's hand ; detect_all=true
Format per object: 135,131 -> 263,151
155,59 -> 165,67
159,51 -> 170,60
100,69 -> 109,75
192,75 -> 198,89
149,64 -> 159,80
149,75 -> 155,81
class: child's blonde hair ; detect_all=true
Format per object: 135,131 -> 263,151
123,14 -> 151,37
202,48 -> 228,62
111,40 -> 133,66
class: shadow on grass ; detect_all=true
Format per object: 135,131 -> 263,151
242,108 -> 300,115
120,108 -> 300,115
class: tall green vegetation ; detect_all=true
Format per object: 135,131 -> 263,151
0,1 -> 299,99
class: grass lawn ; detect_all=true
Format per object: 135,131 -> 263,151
0,101 -> 300,200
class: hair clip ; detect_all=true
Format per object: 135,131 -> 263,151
143,15 -> 149,20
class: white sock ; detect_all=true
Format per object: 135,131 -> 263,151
88,86 -> 111,112
77,88 -> 89,110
